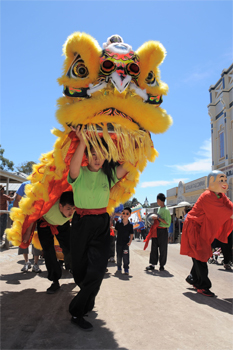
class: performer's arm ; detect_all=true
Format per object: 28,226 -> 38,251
116,164 -> 128,179
69,125 -> 86,180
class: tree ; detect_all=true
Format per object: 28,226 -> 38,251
123,197 -> 140,208
123,200 -> 132,208
16,161 -> 36,175
0,145 -> 14,171
131,197 -> 140,207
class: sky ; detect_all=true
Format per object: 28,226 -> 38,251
1,0 -> 232,205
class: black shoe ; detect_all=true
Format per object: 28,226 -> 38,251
71,316 -> 93,331
185,274 -> 194,285
159,266 -> 164,271
146,265 -> 155,271
46,281 -> 60,294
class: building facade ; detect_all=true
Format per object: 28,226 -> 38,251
167,177 -> 207,206
167,63 -> 233,205
208,63 -> 233,201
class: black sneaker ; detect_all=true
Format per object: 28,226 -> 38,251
197,288 -> 215,297
46,282 -> 60,294
159,266 -> 165,271
224,263 -> 232,270
71,316 -> 93,331
146,265 -> 155,271
185,274 -> 194,285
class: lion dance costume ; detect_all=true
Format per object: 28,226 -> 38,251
7,32 -> 172,248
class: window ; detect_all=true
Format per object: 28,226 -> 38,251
219,132 -> 224,158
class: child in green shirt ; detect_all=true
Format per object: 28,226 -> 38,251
68,125 -> 127,331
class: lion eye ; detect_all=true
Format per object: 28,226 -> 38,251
101,60 -> 116,75
145,71 -> 158,86
126,63 -> 140,76
72,62 -> 89,78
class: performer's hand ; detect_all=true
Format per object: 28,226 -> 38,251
151,214 -> 157,221
70,125 -> 85,145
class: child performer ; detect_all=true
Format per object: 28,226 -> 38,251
68,126 -> 127,331
23,191 -> 76,294
180,170 -> 233,297
146,193 -> 171,271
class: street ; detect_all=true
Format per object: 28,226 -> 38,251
1,240 -> 232,350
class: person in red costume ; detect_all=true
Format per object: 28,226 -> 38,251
180,170 -> 233,297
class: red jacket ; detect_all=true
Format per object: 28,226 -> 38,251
180,190 -> 233,262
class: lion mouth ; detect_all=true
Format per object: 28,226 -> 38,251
67,107 -> 145,132
66,106 -> 153,165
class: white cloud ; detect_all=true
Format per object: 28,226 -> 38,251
168,138 -> 212,174
141,178 -> 188,188
184,70 -> 212,83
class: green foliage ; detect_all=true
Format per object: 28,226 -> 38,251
123,197 -> 140,208
16,161 -> 36,175
0,145 -> 14,171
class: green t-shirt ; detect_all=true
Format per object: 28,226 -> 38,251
157,206 -> 171,228
67,166 -> 119,209
43,200 -> 73,226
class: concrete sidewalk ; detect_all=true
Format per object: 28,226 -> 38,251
1,240 -> 232,350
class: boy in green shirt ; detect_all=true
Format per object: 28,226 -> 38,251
146,193 -> 171,271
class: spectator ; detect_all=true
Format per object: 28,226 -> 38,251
168,216 -> 174,243
108,216 -> 116,263
13,181 -> 42,273
115,207 -> 134,274
0,185 -> 15,244
179,216 -> 183,233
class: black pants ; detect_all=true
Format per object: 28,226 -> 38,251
37,220 -> 71,282
190,258 -> 211,290
219,231 -> 233,264
117,244 -> 129,270
149,228 -> 168,267
69,212 -> 110,318
108,235 -> 116,259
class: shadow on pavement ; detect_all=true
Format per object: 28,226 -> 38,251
1,271 -> 47,284
112,271 -> 133,281
1,267 -> 73,285
183,291 -> 233,315
144,269 -> 174,278
217,268 -> 233,273
1,286 -> 127,350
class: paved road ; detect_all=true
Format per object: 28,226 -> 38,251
1,240 -> 232,350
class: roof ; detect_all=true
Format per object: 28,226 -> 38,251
0,169 -> 28,193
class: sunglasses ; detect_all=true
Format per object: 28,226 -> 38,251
122,212 -> 130,215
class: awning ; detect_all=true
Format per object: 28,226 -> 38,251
0,169 -> 27,193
